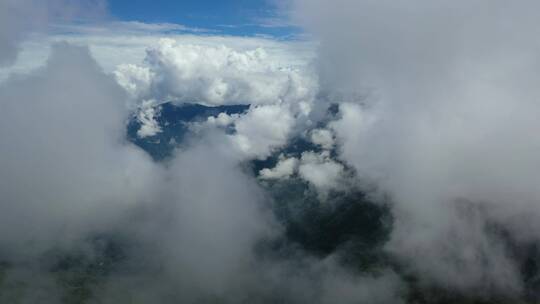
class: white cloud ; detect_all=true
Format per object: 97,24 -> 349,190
0,43 -> 162,255
114,64 -> 154,100
114,38 -> 316,107
259,155 -> 298,180
207,112 -> 239,128
0,2 -> 429,300
294,0 -> 540,294
310,128 -> 334,150
0,21 -> 317,165
230,104 -> 294,158
0,41 -> 276,302
1,22 -> 316,83
298,151 -> 344,193
136,101 -> 162,138
0,3 -> 412,303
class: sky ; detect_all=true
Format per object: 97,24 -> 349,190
108,0 -> 297,37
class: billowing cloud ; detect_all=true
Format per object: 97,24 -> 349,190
298,151 -> 344,194
114,38 -> 316,107
1,21 -> 316,83
0,43 -> 161,257
0,42 -> 270,302
259,155 -> 298,180
7,0 -> 540,302
0,19 -> 393,304
136,100 -> 162,138
294,0 -> 540,296
310,128 -> 334,150
231,104 -> 296,158
114,38 -> 318,160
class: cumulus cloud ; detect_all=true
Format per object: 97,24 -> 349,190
13,0 -> 540,302
230,104 -> 295,158
298,151 -> 344,194
0,41 -> 274,303
0,21 -> 391,304
1,21 -> 316,83
114,38 -> 316,108
111,37 -> 318,161
294,0 -> 540,296
114,64 -> 154,100
310,128 -> 334,150
0,41 -> 286,302
259,155 -> 298,180
136,100 -> 162,138
206,112 -> 239,128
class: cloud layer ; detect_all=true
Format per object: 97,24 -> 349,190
294,0 -> 540,296
0,11 -> 393,303
4,0 -> 540,302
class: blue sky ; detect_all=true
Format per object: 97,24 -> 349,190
108,0 -> 297,37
